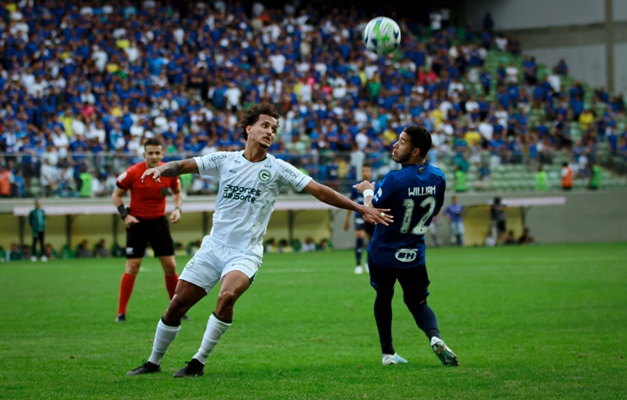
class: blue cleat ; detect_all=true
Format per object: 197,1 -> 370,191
382,353 -> 408,365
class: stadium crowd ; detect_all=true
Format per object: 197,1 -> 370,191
1,0 -> 626,198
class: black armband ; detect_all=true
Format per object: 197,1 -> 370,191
117,205 -> 130,219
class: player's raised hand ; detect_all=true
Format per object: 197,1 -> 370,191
353,180 -> 375,193
141,168 -> 162,183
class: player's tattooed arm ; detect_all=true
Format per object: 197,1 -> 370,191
160,159 -> 199,177
142,159 -> 199,182
160,160 -> 188,177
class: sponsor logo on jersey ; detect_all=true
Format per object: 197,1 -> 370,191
223,184 -> 261,203
201,153 -> 228,170
278,164 -> 298,180
258,169 -> 272,182
395,248 -> 418,262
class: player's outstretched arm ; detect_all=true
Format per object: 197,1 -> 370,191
343,209 -> 351,231
142,159 -> 199,183
303,180 -> 393,226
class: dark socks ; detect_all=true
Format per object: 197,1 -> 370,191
355,237 -> 364,265
407,301 -> 440,341
374,289 -> 395,354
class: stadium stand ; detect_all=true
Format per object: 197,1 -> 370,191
0,0 -> 625,199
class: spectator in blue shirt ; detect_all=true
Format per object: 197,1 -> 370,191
444,195 -> 465,246
555,59 -> 568,76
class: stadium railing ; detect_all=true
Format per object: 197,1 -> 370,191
1,147 -> 626,200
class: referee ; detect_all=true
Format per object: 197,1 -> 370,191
111,138 -> 186,322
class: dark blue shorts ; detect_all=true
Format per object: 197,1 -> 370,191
355,216 -> 376,236
368,256 -> 431,303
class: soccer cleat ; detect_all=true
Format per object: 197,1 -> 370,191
431,337 -> 459,366
41,255 -> 48,262
181,314 -> 192,321
115,313 -> 127,322
364,263 -> 369,273
30,255 -> 37,262
382,353 -> 408,365
354,266 -> 364,274
126,361 -> 161,376
173,358 -> 205,378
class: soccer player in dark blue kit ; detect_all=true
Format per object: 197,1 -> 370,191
344,164 -> 376,274
354,126 -> 459,366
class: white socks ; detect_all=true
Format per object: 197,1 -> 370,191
193,313 -> 232,364
145,314 -> 231,366
148,319 -> 181,365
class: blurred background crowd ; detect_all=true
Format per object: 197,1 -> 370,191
1,0 -> 627,199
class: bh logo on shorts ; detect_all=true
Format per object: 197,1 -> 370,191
395,248 -> 417,262
258,169 -> 272,182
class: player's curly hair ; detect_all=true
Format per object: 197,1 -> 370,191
239,102 -> 280,140
405,126 -> 432,158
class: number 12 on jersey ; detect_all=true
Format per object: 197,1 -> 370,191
400,196 -> 437,235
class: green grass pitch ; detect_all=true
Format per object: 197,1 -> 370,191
1,243 -> 626,399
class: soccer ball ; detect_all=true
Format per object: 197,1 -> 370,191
362,16 -> 401,55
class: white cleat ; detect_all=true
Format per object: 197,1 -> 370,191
41,255 -> 48,262
30,256 -> 37,262
354,266 -> 364,274
431,337 -> 459,366
382,353 -> 408,365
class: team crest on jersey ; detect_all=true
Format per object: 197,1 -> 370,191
258,169 -> 272,182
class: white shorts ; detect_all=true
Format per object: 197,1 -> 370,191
179,237 -> 262,293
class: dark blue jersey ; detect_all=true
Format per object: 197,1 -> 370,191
368,163 -> 446,268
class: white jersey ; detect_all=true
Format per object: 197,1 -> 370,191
194,151 -> 313,256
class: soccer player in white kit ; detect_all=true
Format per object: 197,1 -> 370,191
126,103 -> 394,377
